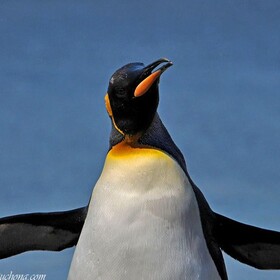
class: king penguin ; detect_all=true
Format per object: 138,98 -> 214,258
68,58 -> 223,279
0,58 -> 280,280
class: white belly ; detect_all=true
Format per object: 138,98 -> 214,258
68,146 -> 220,280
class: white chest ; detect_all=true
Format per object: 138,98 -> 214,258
68,147 -> 220,280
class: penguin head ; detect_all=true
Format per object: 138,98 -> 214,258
105,58 -> 173,136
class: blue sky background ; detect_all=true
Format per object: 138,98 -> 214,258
0,1 -> 280,279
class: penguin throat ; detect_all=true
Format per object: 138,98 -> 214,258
124,133 -> 142,144
108,127 -> 154,158
108,113 -> 187,174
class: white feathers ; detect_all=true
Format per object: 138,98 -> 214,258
68,149 -> 220,279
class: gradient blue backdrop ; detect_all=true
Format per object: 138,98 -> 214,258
0,1 -> 280,279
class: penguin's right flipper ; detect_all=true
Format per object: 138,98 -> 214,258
215,212 -> 280,269
0,206 -> 88,259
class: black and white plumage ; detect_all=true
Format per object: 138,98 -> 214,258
0,59 -> 280,279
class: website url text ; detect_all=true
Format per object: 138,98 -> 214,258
0,271 -> 46,280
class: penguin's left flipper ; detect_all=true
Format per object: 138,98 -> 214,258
0,206 -> 88,259
215,212 -> 280,269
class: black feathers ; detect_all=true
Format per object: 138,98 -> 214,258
0,206 -> 87,259
215,213 -> 280,269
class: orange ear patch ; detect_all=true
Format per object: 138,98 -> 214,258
105,93 -> 113,116
104,93 -> 125,135
134,70 -> 161,98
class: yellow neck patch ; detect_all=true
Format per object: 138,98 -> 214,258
108,140 -> 167,160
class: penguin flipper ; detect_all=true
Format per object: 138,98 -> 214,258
215,212 -> 280,269
0,206 -> 88,259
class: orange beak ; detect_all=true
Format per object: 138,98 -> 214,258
134,58 -> 173,98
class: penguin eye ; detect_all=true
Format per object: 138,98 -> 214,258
115,87 -> 126,98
